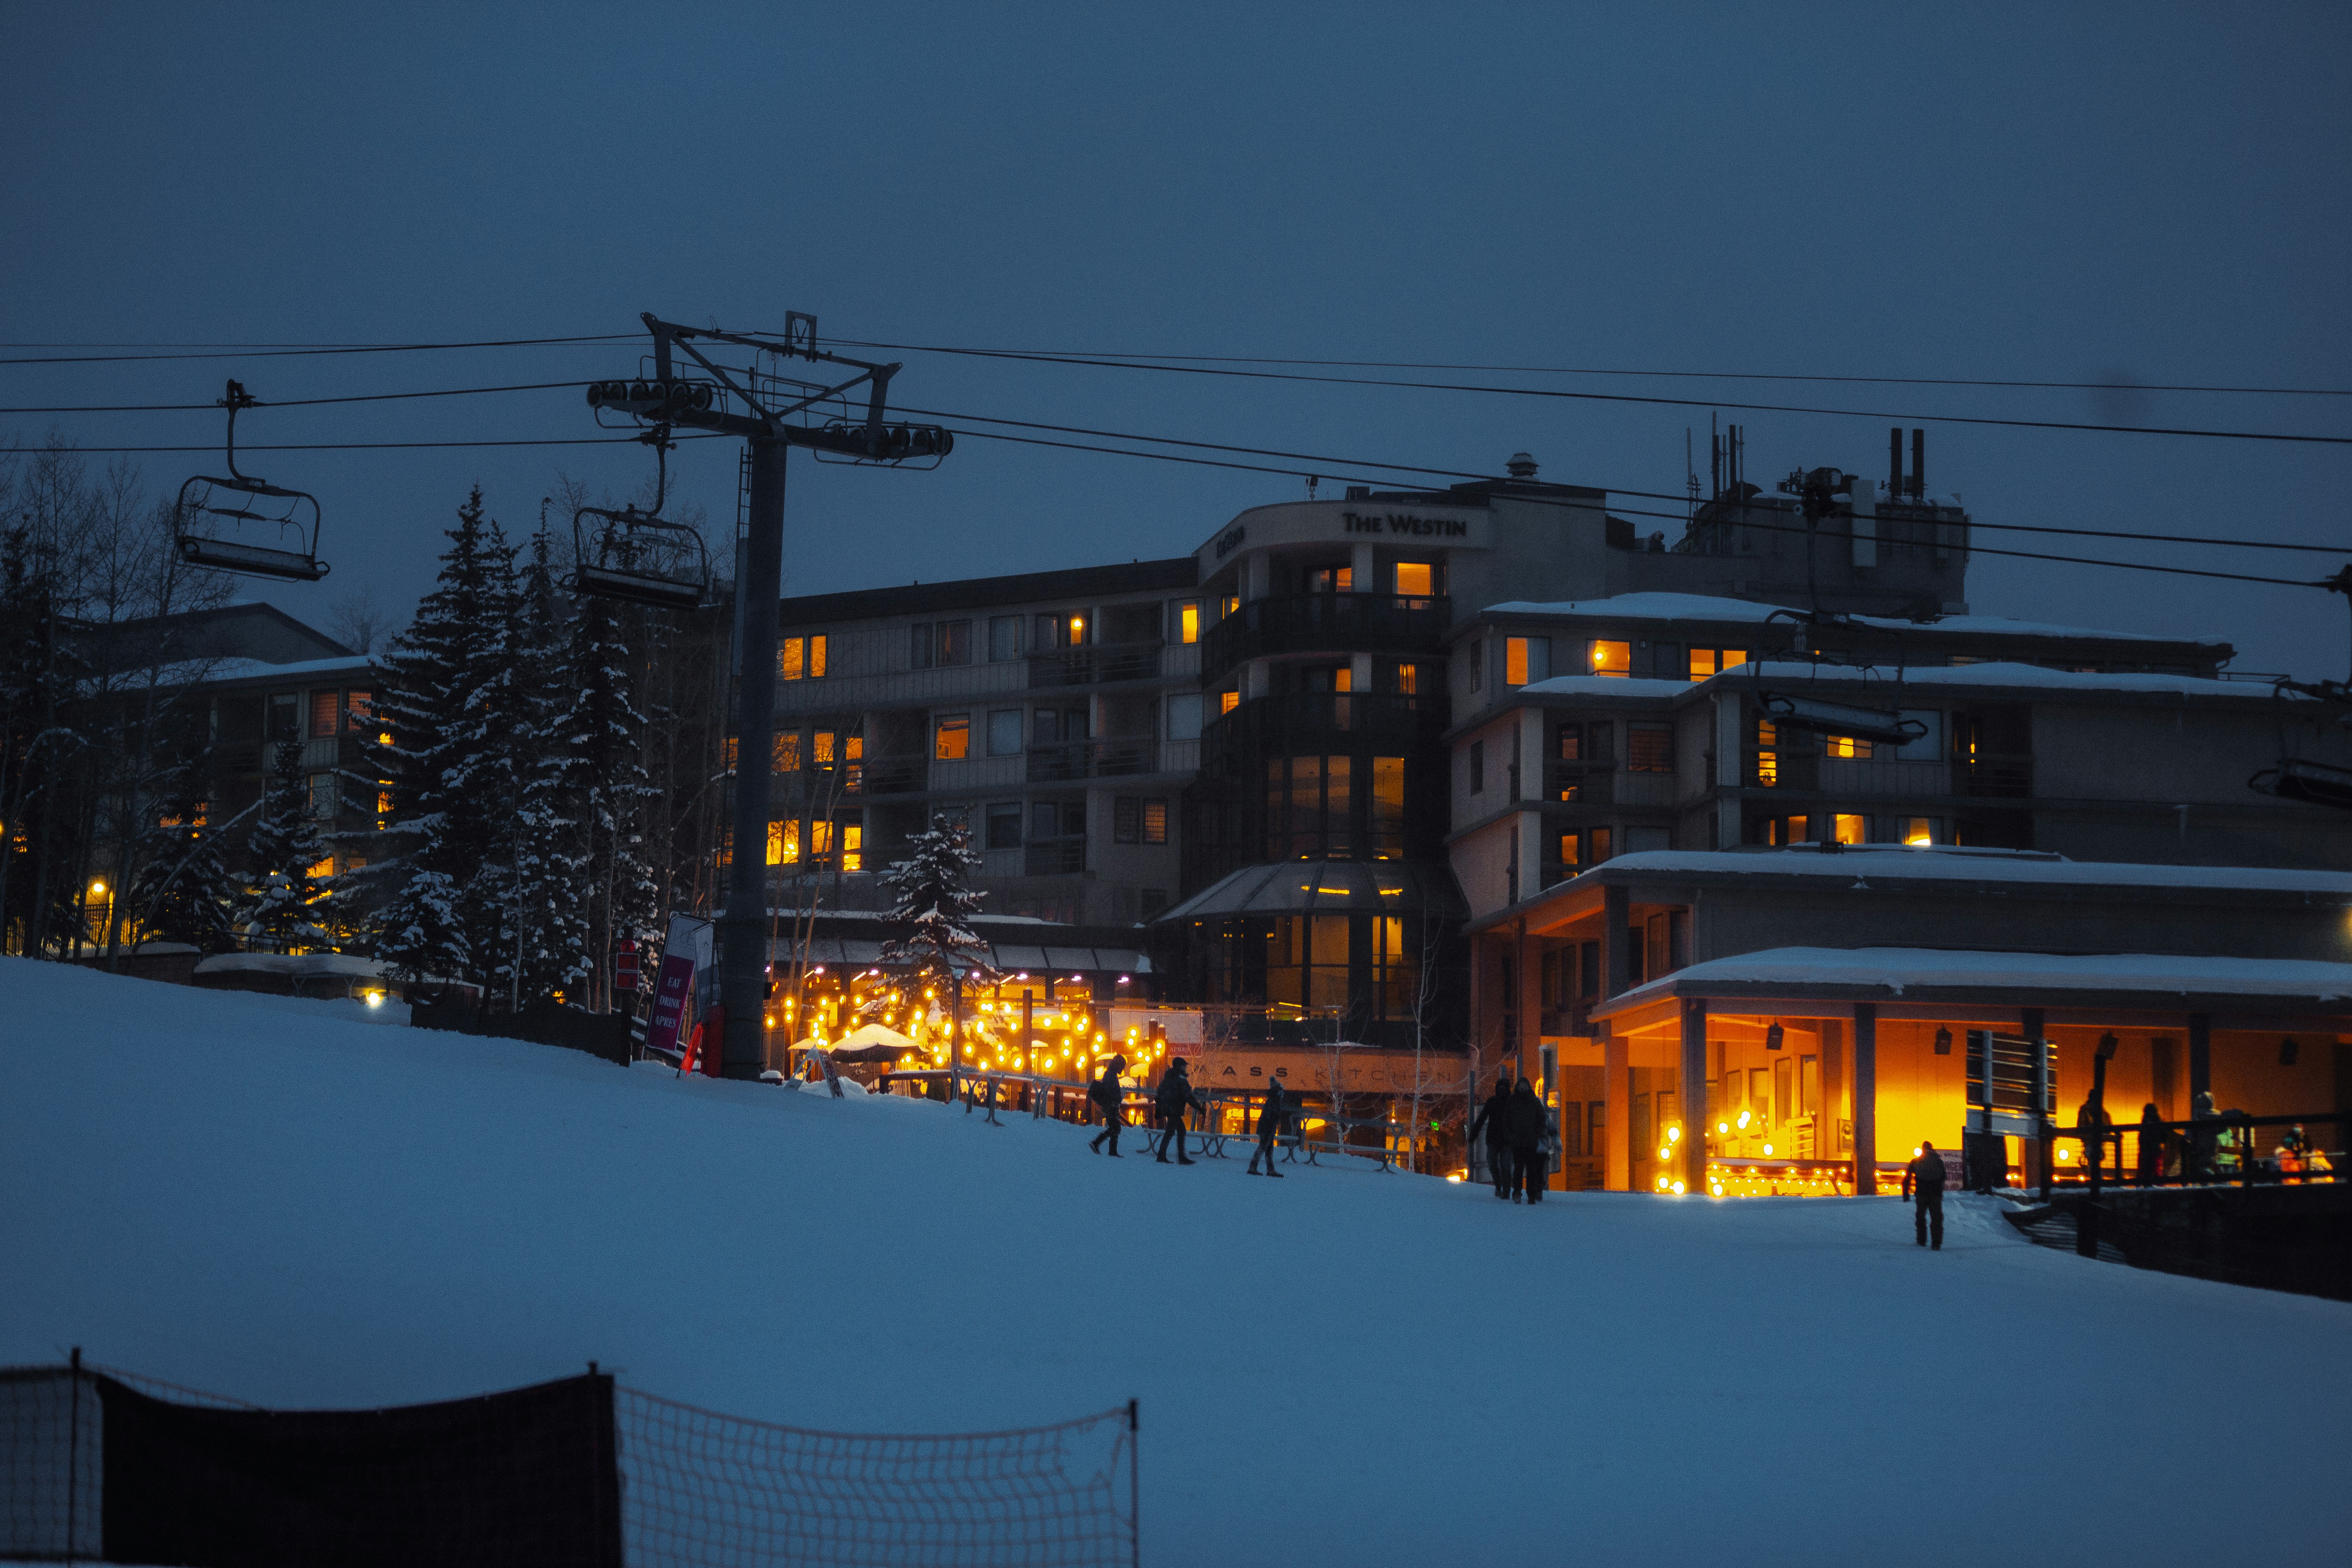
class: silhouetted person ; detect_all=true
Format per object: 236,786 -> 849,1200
1469,1069 -> 1515,1198
2187,1090 -> 2218,1182
1903,1141 -> 1948,1249
1087,1054 -> 1128,1157
1507,1077 -> 1546,1205
2137,1102 -> 2166,1186
1154,1057 -> 1200,1164
1247,1078 -> 1289,1177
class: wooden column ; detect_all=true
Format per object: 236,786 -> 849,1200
1852,1003 -> 1878,1195
2187,1012 -> 2211,1108
1603,882 -> 1631,998
1679,998 -> 1709,1194
1604,1024 -> 1632,1191
1515,916 -> 1541,1081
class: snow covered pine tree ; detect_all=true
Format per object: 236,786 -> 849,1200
237,739 -> 331,951
128,792 -> 237,953
880,814 -> 999,1060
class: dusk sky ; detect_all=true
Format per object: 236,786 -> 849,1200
5,5 -> 2346,677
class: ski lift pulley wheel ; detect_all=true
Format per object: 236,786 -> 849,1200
172,380 -> 330,582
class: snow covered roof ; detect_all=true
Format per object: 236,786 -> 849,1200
195,952 -> 391,979
199,654 -> 376,684
1156,859 -> 1468,923
1604,946 -> 2352,1011
1581,848 -> 2352,897
1513,660 -> 2281,704
1477,592 -> 2214,645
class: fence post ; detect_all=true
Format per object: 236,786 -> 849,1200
67,1344 -> 80,1568
1127,1398 -> 1140,1568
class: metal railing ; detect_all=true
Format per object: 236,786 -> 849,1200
2052,1110 -> 2345,1188
1026,738 -> 1157,782
1958,751 -> 2033,798
1201,593 -> 1451,685
1026,641 -> 1164,688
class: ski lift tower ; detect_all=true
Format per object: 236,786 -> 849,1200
588,312 -> 952,1079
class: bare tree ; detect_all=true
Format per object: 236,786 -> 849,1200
324,585 -> 395,655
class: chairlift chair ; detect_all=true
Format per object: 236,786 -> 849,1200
1756,691 -> 1927,749
570,427 -> 712,611
2249,756 -> 2352,810
172,381 -> 330,582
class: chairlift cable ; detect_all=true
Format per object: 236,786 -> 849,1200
0,380 -> 590,413
815,337 -> 2352,399
0,335 -> 637,367
844,340 -> 2352,445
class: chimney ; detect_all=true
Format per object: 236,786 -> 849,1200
1909,429 -> 1925,501
1505,452 -> 1539,479
1889,426 -> 1903,498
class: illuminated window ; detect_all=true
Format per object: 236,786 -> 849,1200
1590,639 -> 1630,677
1827,735 -> 1873,760
309,691 -> 340,738
1222,594 -> 1240,618
1754,750 -> 1779,787
345,691 -> 371,730
1504,636 -> 1550,686
1176,601 -> 1200,643
1219,690 -> 1240,714
841,824 -> 863,872
808,635 -> 827,677
1755,719 -> 1778,747
768,819 -> 800,864
1068,613 -> 1088,646
1556,723 -> 1582,762
934,715 -> 970,760
1686,649 -> 1749,681
1394,562 -> 1433,597
1308,564 -> 1352,594
780,638 -> 804,680
306,857 -> 334,882
1724,649 -> 1746,671
1833,814 -> 1865,845
1142,799 -> 1168,844
1393,663 -> 1420,695
1902,817 -> 1934,846
810,820 -> 833,858
723,738 -> 738,769
1559,832 -> 1582,867
813,731 -> 835,766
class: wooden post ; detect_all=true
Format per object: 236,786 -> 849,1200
1853,1004 -> 1878,1196
1679,998 -> 1709,1195
2187,1012 -> 2211,1107
1515,916 -> 1540,1083
1603,882 -> 1631,998
2024,1007 -> 2050,1200
1604,1023 -> 1632,1191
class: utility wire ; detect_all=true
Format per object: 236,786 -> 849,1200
28,434 -> 713,455
0,380 -> 588,413
900,403 -> 2348,556
0,335 -> 636,367
846,340 -> 2352,446
932,424 -> 2327,591
826,339 -> 2352,399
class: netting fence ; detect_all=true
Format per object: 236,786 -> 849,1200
619,1388 -> 1136,1568
1,1354 -> 1137,1567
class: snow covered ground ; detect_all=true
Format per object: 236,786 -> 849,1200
5,957 -> 2346,1563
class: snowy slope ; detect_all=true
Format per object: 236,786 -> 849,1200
4,959 -> 2346,1564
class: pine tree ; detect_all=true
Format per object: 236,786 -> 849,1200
238,739 -> 331,950
368,488 -> 518,985
880,813 -> 997,989
494,524 -> 588,1004
127,793 -> 236,952
561,587 -> 661,1010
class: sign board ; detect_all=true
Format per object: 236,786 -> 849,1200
1189,1045 -> 1473,1097
644,914 -> 713,1058
613,940 -> 640,990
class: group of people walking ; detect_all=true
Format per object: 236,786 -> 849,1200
1470,1071 -> 1557,1204
1086,1054 -> 1296,1175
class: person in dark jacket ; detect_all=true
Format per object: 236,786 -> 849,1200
1154,1058 -> 1201,1165
1087,1054 -> 1129,1157
1468,1070 -> 1516,1198
1247,1077 -> 1289,1177
1506,1077 -> 1546,1204
1902,1140 -> 1948,1249
2136,1102 -> 2167,1186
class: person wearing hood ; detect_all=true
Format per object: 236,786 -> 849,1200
1154,1057 -> 1203,1165
1506,1077 -> 1547,1204
1468,1069 -> 1516,1198
1087,1054 -> 1129,1157
1247,1076 -> 1290,1177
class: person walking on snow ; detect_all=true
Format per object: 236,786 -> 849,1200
1469,1069 -> 1516,1198
1507,1077 -> 1547,1204
1155,1057 -> 1203,1164
1087,1054 -> 1129,1157
1247,1077 -> 1290,1176
1903,1140 -> 1948,1249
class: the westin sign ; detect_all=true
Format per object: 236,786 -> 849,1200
1343,511 -> 1470,537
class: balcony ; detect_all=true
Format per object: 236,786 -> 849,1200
1819,757 -> 1951,798
1023,836 -> 1088,875
1026,737 -> 1158,783
1959,752 -> 2033,798
1027,641 -> 1163,689
849,756 -> 927,796
1202,691 -> 1446,774
1201,593 -> 1452,684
